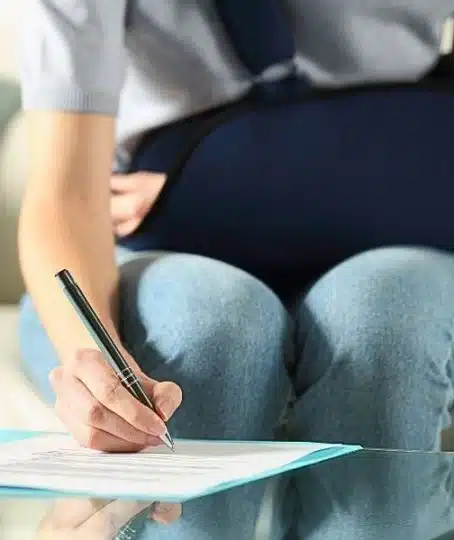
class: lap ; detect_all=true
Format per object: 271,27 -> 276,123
123,90 -> 454,291
116,249 -> 288,372
295,246 -> 454,335
19,245 -> 454,393
291,246 -> 454,384
21,245 -> 454,352
288,246 -> 454,448
19,247 -> 288,405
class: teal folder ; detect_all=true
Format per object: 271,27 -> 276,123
0,430 -> 55,498
0,430 -> 362,502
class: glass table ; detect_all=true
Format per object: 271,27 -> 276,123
1,448 -> 453,539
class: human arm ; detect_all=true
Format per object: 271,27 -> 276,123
18,1 -> 181,451
110,171 -> 166,237
19,0 -> 128,359
19,112 -> 121,359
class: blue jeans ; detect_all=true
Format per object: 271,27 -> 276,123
18,246 -> 454,538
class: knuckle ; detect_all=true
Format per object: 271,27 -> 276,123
84,429 -> 104,450
126,407 -> 144,428
86,401 -> 105,425
100,379 -> 122,405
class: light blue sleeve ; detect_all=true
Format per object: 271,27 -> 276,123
20,0 -> 128,115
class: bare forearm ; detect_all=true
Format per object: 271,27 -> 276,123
19,111 -> 122,363
19,198 -> 119,361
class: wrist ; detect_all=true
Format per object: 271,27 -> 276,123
59,317 -> 122,365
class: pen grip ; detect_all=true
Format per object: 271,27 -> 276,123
122,377 -> 156,411
56,269 -> 170,440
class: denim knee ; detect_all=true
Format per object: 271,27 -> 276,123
298,247 -> 454,389
119,254 -> 292,439
296,248 -> 454,447
120,254 -> 290,371
292,247 -> 454,447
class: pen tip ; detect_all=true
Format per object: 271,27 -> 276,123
163,432 -> 175,452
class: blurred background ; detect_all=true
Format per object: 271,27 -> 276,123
0,0 -> 27,303
0,0 -> 60,431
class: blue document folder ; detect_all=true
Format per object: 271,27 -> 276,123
0,430 -> 361,502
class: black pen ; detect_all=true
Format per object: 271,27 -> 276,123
55,269 -> 175,451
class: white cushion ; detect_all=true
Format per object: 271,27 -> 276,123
0,0 -> 30,303
0,114 -> 27,303
0,0 -> 29,79
0,306 -> 63,431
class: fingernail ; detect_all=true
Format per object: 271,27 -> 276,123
150,419 -> 167,437
155,398 -> 174,421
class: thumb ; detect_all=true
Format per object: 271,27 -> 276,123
138,377 -> 183,421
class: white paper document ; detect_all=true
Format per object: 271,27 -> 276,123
0,434 -> 359,501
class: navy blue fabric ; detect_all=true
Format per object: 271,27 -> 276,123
214,0 -> 294,74
128,104 -> 233,173
120,89 -> 454,295
118,3 -> 451,294
124,0 -> 299,175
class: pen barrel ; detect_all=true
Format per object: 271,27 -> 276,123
115,366 -> 154,408
128,380 -> 155,410
56,269 -> 171,443
55,269 -> 132,375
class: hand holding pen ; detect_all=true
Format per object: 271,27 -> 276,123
49,270 -> 181,453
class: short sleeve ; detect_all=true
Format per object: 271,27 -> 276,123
20,0 -> 128,115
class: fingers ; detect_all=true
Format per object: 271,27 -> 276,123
66,350 -> 168,438
143,379 -> 183,421
110,172 -> 136,193
115,217 -> 144,238
84,500 -> 151,539
110,172 -> 165,194
40,500 -> 181,540
110,172 -> 166,237
149,502 -> 182,524
65,420 -> 145,453
50,366 -> 161,449
110,192 -> 149,226
51,348 -> 183,453
40,498 -> 112,530
110,190 -> 151,237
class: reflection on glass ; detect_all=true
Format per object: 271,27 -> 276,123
274,451 -> 454,540
36,499 -> 181,540
23,451 -> 454,540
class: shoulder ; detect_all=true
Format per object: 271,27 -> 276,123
20,0 -> 129,116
